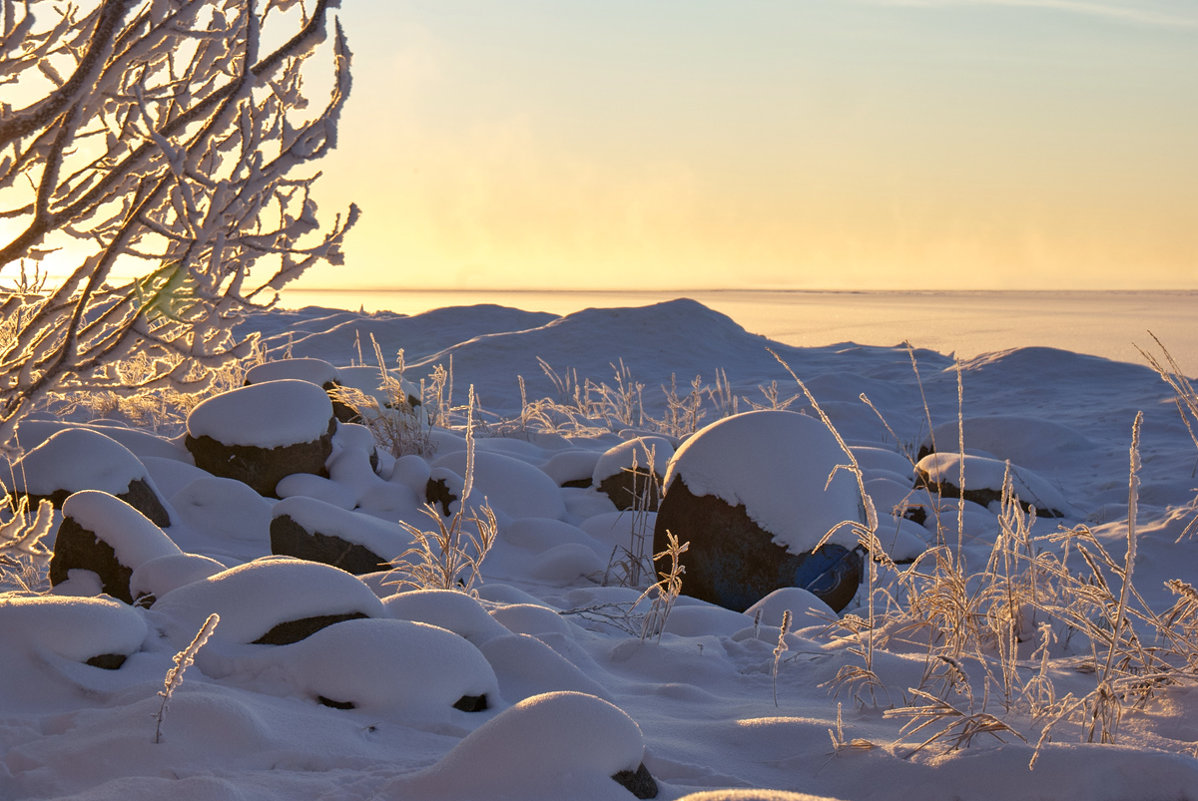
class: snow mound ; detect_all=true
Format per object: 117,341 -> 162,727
592,436 -> 674,483
0,595 -> 147,664
663,410 -> 864,552
915,452 -> 1073,517
383,589 -> 511,645
170,476 -> 273,544
922,414 -> 1096,469
186,379 -> 333,448
381,691 -> 646,800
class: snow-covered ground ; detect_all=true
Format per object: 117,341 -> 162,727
3,297 -> 1198,801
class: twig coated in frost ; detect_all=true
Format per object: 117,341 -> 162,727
154,613 -> 219,744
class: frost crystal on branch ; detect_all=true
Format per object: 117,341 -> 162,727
0,0 -> 358,448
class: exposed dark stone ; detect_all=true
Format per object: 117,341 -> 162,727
317,695 -> 356,710
320,379 -> 360,425
560,477 -> 593,489
611,763 -> 658,799
269,514 -> 389,575
902,505 -> 928,526
185,416 -> 336,497
133,593 -> 156,609
913,471 -> 1065,518
251,612 -> 369,645
597,469 -> 662,511
452,693 -> 488,712
49,517 -> 135,603
85,653 -> 128,670
653,476 -> 862,613
21,477 -> 170,528
425,477 -> 457,515
118,478 -> 172,527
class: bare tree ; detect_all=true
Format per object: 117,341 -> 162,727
0,0 -> 358,447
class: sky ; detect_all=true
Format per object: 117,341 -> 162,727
297,0 -> 1198,292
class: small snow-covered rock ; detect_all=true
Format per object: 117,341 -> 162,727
11,428 -> 172,526
592,436 -> 673,511
185,379 -> 336,496
914,452 -> 1072,518
150,557 -> 385,647
128,552 -> 226,605
270,496 -> 409,574
246,356 -> 357,424
918,415 -> 1096,470
744,586 -> 835,630
430,449 -> 566,522
379,691 -> 655,799
540,449 -> 602,487
0,595 -> 147,666
50,490 -> 182,603
654,410 -> 865,613
232,617 -> 499,718
480,633 -> 612,703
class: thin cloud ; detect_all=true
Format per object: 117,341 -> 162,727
865,0 -> 1198,29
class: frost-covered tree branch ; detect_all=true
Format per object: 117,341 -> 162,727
0,0 -> 358,447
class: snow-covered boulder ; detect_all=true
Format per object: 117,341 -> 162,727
917,414 -> 1096,470
13,418 -> 190,463
169,476 -> 273,550
10,428 -> 172,526
428,449 -> 566,522
150,557 -> 386,647
914,452 -> 1072,518
592,436 -> 673,511
654,410 -> 865,613
540,448 -> 602,487
270,496 -> 409,574
228,617 -> 499,718
50,490 -> 183,604
184,379 -> 336,497
245,356 -> 357,423
378,691 -> 657,799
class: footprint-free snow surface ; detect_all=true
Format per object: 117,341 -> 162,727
3,298 -> 1198,801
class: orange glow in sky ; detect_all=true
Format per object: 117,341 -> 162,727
298,1 -> 1198,291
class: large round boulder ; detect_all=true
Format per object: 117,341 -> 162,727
9,428 -> 172,526
184,379 -> 336,497
653,410 -> 865,613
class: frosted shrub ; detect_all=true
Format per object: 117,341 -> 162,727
388,389 -> 497,593
0,0 -> 357,448
0,492 -> 53,593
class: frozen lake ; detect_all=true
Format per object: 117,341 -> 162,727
281,288 -> 1198,375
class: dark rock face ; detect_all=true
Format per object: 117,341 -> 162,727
612,763 -> 658,799
185,416 -> 336,497
597,469 -> 662,511
270,514 -> 389,575
23,477 -> 171,528
251,612 -> 370,645
85,653 -> 128,670
452,693 -> 489,712
49,516 -> 136,603
425,477 -> 457,515
653,476 -> 862,613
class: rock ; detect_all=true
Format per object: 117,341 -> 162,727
10,428 -> 172,526
913,452 -> 1071,518
653,410 -> 865,613
270,496 -> 409,575
185,379 -> 336,497
150,557 -> 386,648
245,357 -> 359,424
50,490 -> 183,603
429,449 -> 566,522
592,436 -> 673,511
